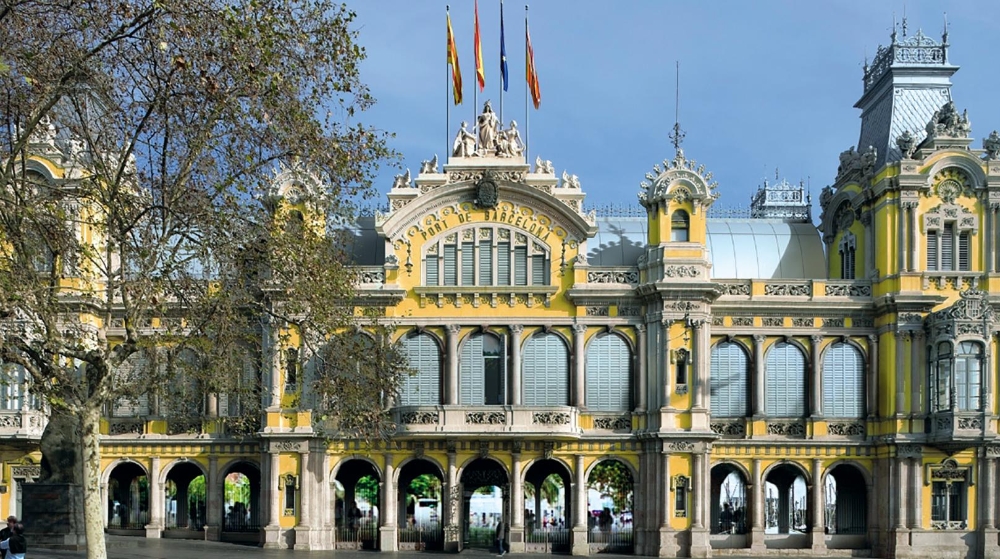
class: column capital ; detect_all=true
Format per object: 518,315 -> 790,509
867,333 -> 878,344
509,324 -> 524,334
446,324 -> 461,336
752,334 -> 766,345
571,323 -> 587,335
810,334 -> 823,346
635,323 -> 646,333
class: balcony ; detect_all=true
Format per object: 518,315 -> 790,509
926,411 -> 986,452
394,406 -> 582,437
0,410 -> 47,440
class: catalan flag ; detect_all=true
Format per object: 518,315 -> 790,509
447,11 -> 463,104
474,0 -> 485,92
526,15 -> 540,109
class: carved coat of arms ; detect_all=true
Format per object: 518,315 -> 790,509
475,173 -> 499,208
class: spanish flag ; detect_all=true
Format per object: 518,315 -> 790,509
474,0 -> 485,92
447,11 -> 463,105
526,16 -> 540,109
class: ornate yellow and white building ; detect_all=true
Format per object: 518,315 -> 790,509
7,25 -> 1000,559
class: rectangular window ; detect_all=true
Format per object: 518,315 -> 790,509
479,240 -> 493,285
958,232 -> 970,271
942,223 -> 954,270
514,246 -> 528,286
674,478 -> 688,518
461,241 -> 475,285
425,255 -> 439,285
927,230 -> 939,271
497,242 -> 511,286
284,477 -> 297,515
531,254 -> 546,285
443,244 -> 457,286
931,481 -> 966,527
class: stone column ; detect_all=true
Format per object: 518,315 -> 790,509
662,319 -> 672,408
867,334 -> 879,417
893,456 -> 910,552
263,451 -> 282,548
810,458 -> 825,551
510,451 -> 524,552
689,451 -> 709,557
862,211 -> 875,277
692,320 -> 708,410
205,456 -> 221,540
572,324 -> 587,408
911,330 -> 925,417
897,202 -> 906,271
444,449 -> 459,552
571,454 -> 589,555
294,448 -> 313,549
658,448 -> 679,556
379,453 -> 397,551
510,325 -> 523,406
908,202 -> 919,272
636,324 -> 647,413
909,455 -> 922,529
895,331 -> 907,416
446,325 -> 460,405
101,482 -> 109,529
990,203 -> 999,273
264,316 -> 282,410
980,451 -> 999,558
146,456 -> 164,538
750,458 -> 765,551
810,335 -> 823,417
752,335 -> 766,417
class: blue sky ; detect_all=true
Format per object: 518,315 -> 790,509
350,1 -> 1000,212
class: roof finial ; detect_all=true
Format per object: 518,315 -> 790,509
901,5 -> 908,37
775,167 -> 779,181
668,60 -> 685,156
891,12 -> 898,43
942,11 -> 948,43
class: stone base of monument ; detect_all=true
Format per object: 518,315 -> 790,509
22,483 -> 87,550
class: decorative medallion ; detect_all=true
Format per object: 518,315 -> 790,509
475,172 -> 500,208
936,179 -> 961,204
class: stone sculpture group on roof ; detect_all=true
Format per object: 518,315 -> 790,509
453,101 -> 524,159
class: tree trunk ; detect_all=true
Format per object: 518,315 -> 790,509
81,405 -> 108,559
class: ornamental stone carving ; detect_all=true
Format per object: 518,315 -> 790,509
720,282 -> 751,296
638,150 -> 719,207
10,465 -> 40,479
825,283 -> 872,297
957,417 -> 983,430
664,265 -> 699,278
534,156 -> 555,174
826,422 -> 865,436
532,412 -> 570,425
618,306 -> 641,317
419,154 -> 439,174
665,440 -> 694,452
824,318 -> 845,328
860,145 -> 878,178
837,146 -> 861,179
926,101 -> 972,139
466,411 -> 505,425
766,421 -> 806,437
356,268 -> 385,285
710,421 -> 746,437
0,414 -> 22,428
896,130 -> 917,159
593,416 -> 632,431
587,269 -> 639,285
400,411 -> 439,425
732,317 -> 753,327
984,131 -> 1000,160
272,440 -> 306,453
792,318 -> 814,328
762,317 -> 783,327
585,306 -> 609,316
108,419 -> 143,436
764,283 -> 811,296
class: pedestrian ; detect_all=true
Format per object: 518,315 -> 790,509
495,518 -> 508,557
0,523 -> 25,559
0,516 -> 14,559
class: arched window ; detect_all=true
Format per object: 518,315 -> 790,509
459,333 -> 506,405
424,227 -> 549,287
585,334 -> 631,411
765,342 -> 806,417
113,351 -> 152,417
399,333 -> 442,406
839,232 -> 856,279
710,342 -> 749,417
822,343 -> 865,418
670,210 -> 690,242
523,333 -> 569,406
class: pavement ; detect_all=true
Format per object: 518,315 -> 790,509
38,537 -> 863,559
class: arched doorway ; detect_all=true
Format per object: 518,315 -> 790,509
334,458 -> 381,549
825,464 -> 868,549
398,459 -> 445,550
586,459 -> 634,553
764,463 -> 809,549
163,461 -> 206,537
106,462 -> 149,533
220,461 -> 260,543
710,463 -> 748,549
461,458 -> 509,550
523,458 -> 571,552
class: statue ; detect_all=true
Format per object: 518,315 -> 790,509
534,156 -> 554,174
497,120 -> 524,158
984,130 -> 1000,160
560,170 -> 580,189
476,100 -> 500,155
452,122 -> 476,157
860,145 -> 878,177
391,169 -> 411,189
896,130 -> 917,159
837,146 -> 860,178
419,154 -> 438,173
926,101 -> 972,139
819,185 -> 834,213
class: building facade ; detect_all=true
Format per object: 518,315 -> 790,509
6,25 -> 1000,559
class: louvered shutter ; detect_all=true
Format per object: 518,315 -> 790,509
113,353 -> 151,417
942,224 -> 954,270
959,232 -> 970,271
426,253 -> 439,285
444,244 -> 457,285
514,246 -> 528,286
460,334 -> 485,405
585,334 -> 630,411
927,230 -> 938,270
400,334 -> 442,406
479,240 -> 493,285
822,343 -> 864,417
461,241 -> 475,285
497,242 -> 511,285
523,333 -> 569,406
765,343 -> 805,417
531,254 -> 546,285
710,342 -> 748,417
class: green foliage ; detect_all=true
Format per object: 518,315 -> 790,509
588,461 -> 634,511
407,474 -> 441,500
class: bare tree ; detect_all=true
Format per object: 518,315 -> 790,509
0,2 -> 405,557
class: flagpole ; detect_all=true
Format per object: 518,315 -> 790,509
446,5 -> 451,161
473,1 -> 478,149
499,0 -> 504,126
524,4 -> 529,163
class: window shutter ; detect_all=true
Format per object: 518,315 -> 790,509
710,342 -> 748,417
459,334 -> 485,405
479,240 -> 493,285
942,224 -> 954,270
497,242 -> 511,285
822,343 -> 864,417
531,254 -> 546,285
514,246 -> 528,286
523,333 -> 569,406
444,245 -> 457,286
586,334 -> 631,411
461,241 -> 475,285
959,232 -> 970,271
927,230 -> 938,270
765,343 -> 805,417
113,354 -> 151,417
425,255 -> 439,286
400,334 -> 442,406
